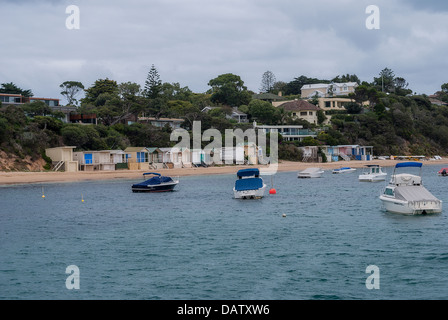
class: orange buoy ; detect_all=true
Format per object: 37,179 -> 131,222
269,188 -> 276,194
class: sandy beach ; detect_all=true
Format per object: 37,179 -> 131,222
1,159 -> 447,186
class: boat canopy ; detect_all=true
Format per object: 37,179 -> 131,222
394,185 -> 440,202
236,168 -> 260,178
134,175 -> 173,186
235,177 -> 263,191
395,162 -> 422,168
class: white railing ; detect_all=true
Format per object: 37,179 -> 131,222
53,160 -> 64,171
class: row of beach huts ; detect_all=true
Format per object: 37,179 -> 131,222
44,144 -> 373,172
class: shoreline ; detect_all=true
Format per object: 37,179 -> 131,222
1,159 -> 447,186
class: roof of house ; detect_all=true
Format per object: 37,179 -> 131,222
146,147 -> 161,153
124,147 -> 147,152
231,108 -> 247,116
278,99 -> 321,111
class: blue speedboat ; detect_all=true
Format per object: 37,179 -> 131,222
132,172 -> 179,193
233,168 -> 266,199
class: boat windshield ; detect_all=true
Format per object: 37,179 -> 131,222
384,187 -> 394,196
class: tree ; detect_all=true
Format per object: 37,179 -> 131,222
394,77 -> 412,96
248,99 -> 278,124
373,68 -> 395,93
82,78 -> 119,106
0,82 -> 33,97
208,73 -> 252,107
260,71 -> 276,93
159,82 -> 193,101
143,64 -> 162,99
284,75 -> 329,95
60,81 -> 84,106
438,83 -> 448,103
22,100 -> 53,117
331,74 -> 360,84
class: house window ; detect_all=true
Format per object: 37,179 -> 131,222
309,111 -> 313,115
300,112 -> 307,116
325,101 -> 331,108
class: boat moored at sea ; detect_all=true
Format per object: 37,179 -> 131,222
438,168 -> 448,176
358,165 -> 387,182
379,162 -> 442,215
332,167 -> 356,174
131,172 -> 179,192
233,168 -> 266,199
298,167 -> 324,178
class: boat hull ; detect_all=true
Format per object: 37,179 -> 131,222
359,173 -> 387,182
233,185 -> 266,199
333,169 -> 356,174
380,196 -> 442,215
132,182 -> 178,193
298,174 -> 323,178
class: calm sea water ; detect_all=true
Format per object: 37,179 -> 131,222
1,164 -> 448,300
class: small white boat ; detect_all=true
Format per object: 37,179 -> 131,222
233,168 -> 266,199
298,167 -> 324,178
332,167 -> 356,174
359,165 -> 387,182
379,162 -> 442,215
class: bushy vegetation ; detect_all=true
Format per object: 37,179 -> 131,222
1,67 -> 448,170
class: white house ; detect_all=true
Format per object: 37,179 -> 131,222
301,82 -> 358,99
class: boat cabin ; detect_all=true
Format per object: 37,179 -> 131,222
235,168 -> 263,191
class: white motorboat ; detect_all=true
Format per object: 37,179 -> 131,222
332,167 -> 356,174
379,162 -> 442,215
298,167 -> 324,178
359,165 -> 387,182
233,168 -> 266,199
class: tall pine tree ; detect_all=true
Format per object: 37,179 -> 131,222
143,64 -> 162,99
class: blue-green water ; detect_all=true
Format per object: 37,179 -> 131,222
1,164 -> 448,300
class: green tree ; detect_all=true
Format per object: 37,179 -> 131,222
22,100 -> 53,117
373,68 -> 395,93
159,82 -> 193,101
247,99 -> 278,124
331,74 -> 360,84
143,64 -> 162,99
0,82 -> 33,97
60,81 -> 84,106
284,75 -> 329,95
82,78 -> 119,106
208,73 -> 252,107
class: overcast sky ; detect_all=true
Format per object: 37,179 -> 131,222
1,0 -> 447,104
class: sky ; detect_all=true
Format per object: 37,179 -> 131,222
1,0 -> 448,104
